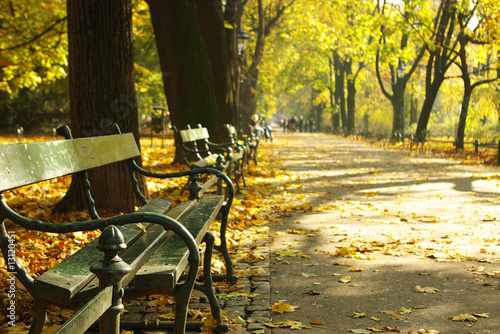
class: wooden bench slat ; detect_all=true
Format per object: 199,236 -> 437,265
53,286 -> 113,334
134,195 -> 223,292
33,197 -> 199,305
179,128 -> 209,142
0,134 -> 139,192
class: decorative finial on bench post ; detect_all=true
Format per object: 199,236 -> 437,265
90,225 -> 131,334
215,155 -> 225,195
186,173 -> 203,200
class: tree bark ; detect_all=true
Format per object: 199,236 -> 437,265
56,0 -> 146,213
334,51 -> 347,131
345,60 -> 356,133
146,0 -> 218,162
197,0 -> 236,141
416,0 -> 457,137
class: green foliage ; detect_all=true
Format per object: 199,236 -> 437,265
0,0 -> 165,132
0,0 -> 68,93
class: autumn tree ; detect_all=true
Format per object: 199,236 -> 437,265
56,0 -> 146,213
0,0 -> 68,131
0,1 -> 67,93
454,0 -> 499,149
375,0 -> 427,138
415,0 -> 460,137
240,0 -> 296,133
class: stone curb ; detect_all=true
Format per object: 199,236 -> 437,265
119,229 -> 272,334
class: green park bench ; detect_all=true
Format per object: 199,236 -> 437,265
173,124 -> 246,193
0,124 -> 236,334
224,124 -> 259,166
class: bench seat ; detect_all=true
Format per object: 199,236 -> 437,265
0,124 -> 235,334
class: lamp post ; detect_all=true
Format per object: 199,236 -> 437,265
396,61 -> 406,142
236,30 -> 250,138
151,105 -> 167,148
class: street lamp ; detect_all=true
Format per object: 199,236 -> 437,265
236,30 -> 250,137
151,105 -> 167,148
236,30 -> 250,56
397,61 -> 406,79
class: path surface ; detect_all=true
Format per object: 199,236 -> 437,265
264,132 -> 500,334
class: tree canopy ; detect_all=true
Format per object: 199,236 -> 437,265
1,0 -> 499,142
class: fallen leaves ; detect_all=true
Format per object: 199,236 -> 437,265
338,275 -> 352,283
271,301 -> 298,314
350,311 -> 368,318
450,313 -> 489,322
414,285 -> 440,293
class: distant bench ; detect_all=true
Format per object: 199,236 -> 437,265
174,125 -> 246,193
0,124 -> 236,334
224,124 -> 259,166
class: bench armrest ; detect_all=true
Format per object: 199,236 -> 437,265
130,162 -> 234,208
128,163 -> 236,278
0,195 -> 200,298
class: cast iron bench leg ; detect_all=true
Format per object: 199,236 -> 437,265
28,299 -> 49,334
195,232 -> 228,332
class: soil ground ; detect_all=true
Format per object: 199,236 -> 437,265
265,131 -> 500,334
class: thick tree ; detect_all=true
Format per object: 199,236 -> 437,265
146,0 -> 218,162
55,0 -> 146,213
196,0 -> 237,140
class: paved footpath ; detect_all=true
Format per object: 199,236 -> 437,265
141,132 -> 500,334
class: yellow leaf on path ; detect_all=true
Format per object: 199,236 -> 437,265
310,320 -> 325,325
418,330 -> 441,334
201,316 -> 218,332
350,311 -> 367,318
381,310 -> 408,320
450,313 -> 477,322
371,316 -> 381,321
339,276 -> 352,283
272,301 -> 297,313
415,285 -> 439,293
264,322 -> 279,328
233,315 -> 246,324
399,307 -> 412,314
350,329 -> 371,334
301,272 -> 318,277
350,267 -> 364,272
473,313 -> 489,318
368,324 -> 387,332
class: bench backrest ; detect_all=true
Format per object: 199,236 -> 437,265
175,126 -> 215,164
0,133 -> 139,192
179,127 -> 210,143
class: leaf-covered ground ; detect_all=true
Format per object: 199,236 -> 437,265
264,132 -> 500,334
0,132 -> 499,333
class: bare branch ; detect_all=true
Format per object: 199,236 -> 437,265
0,17 -> 67,52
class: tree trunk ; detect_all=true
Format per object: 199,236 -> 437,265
416,58 -> 445,136
456,84 -> 471,149
146,0 -> 218,162
328,56 -> 340,131
410,92 -> 418,125
197,0 -> 236,141
346,60 -> 356,133
55,0 -> 146,213
334,52 -> 346,131
416,0 -> 457,137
